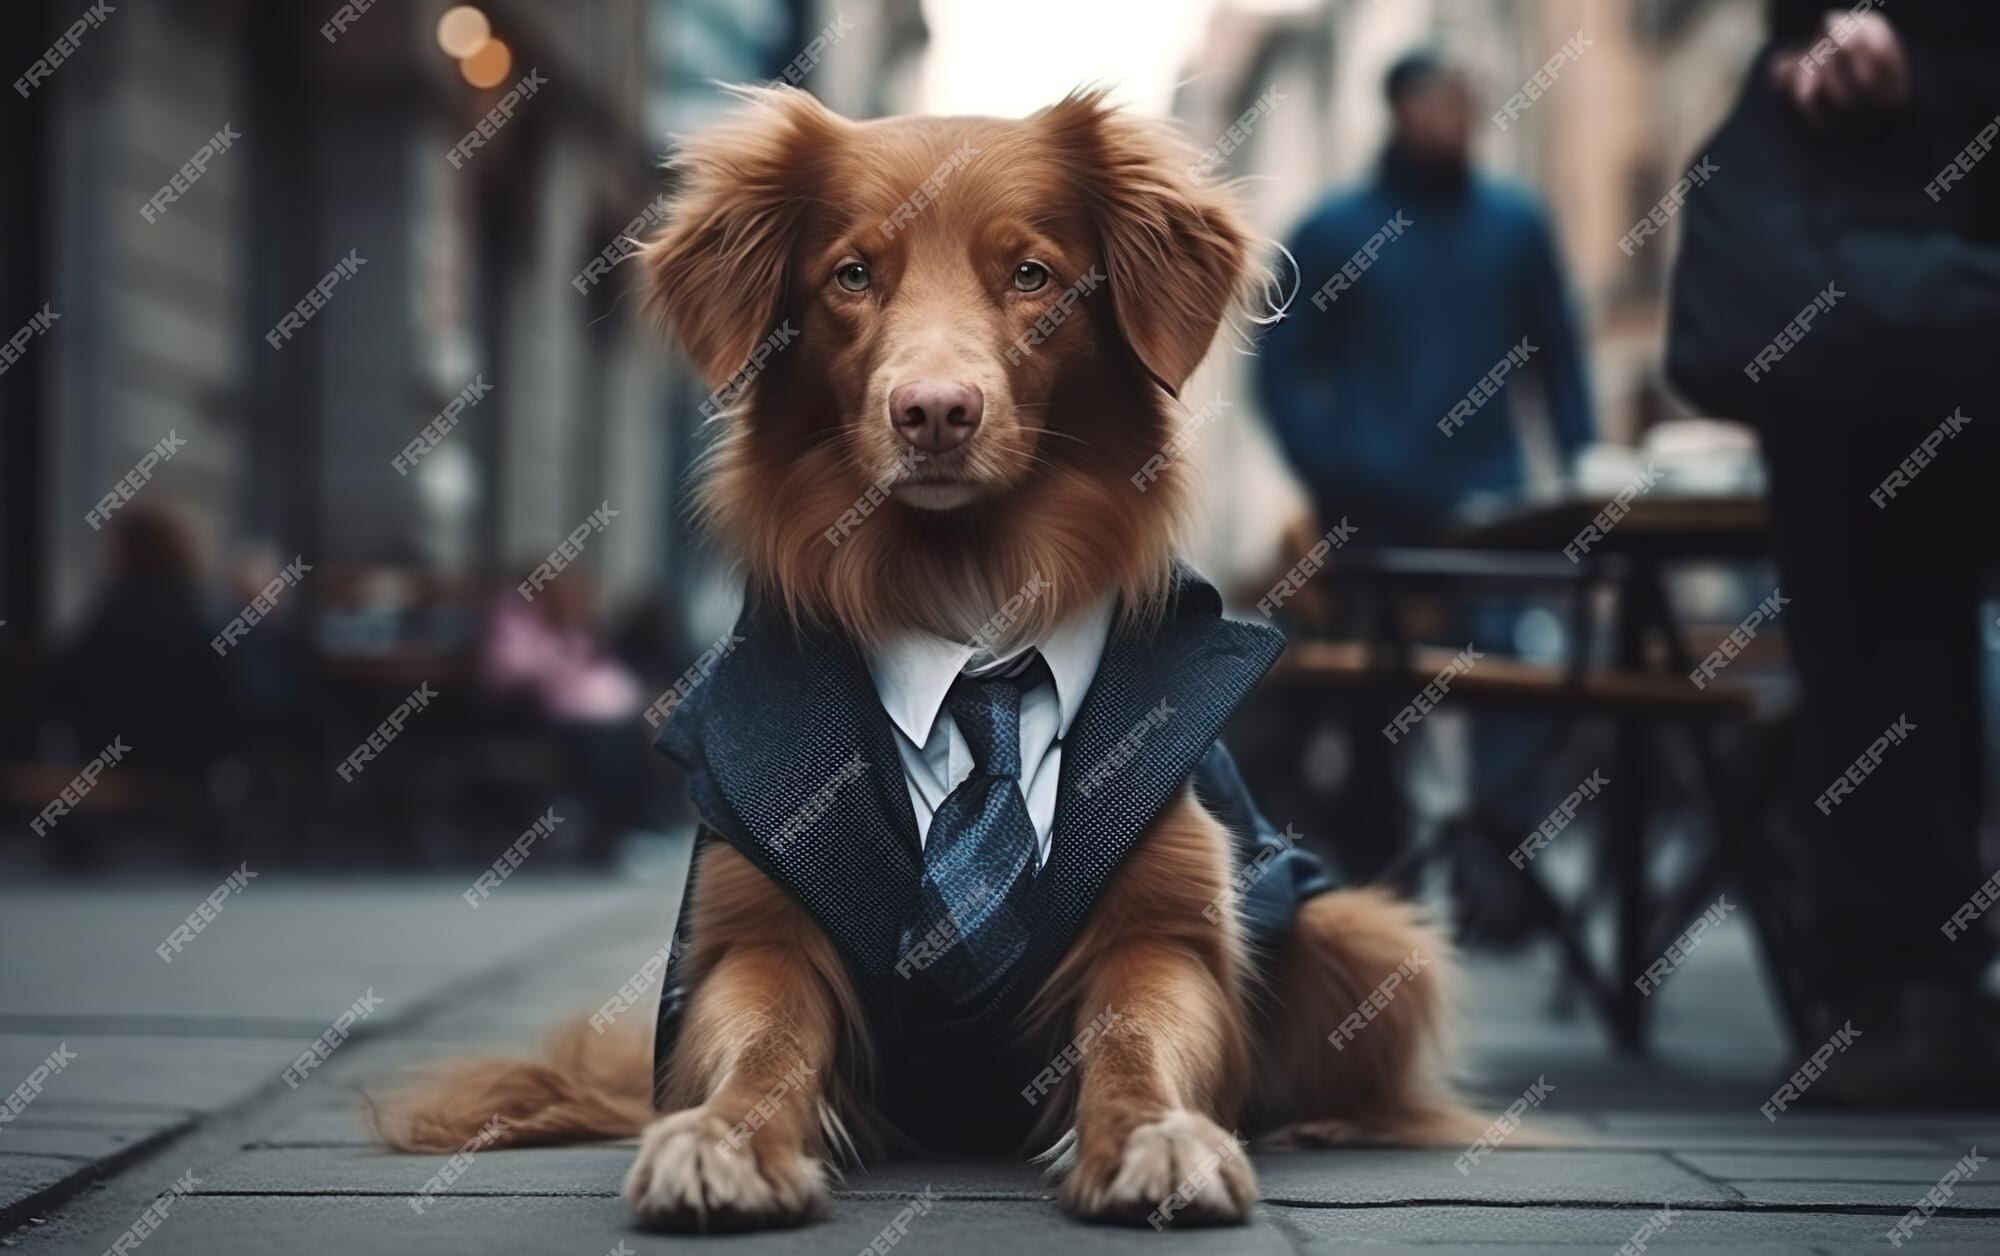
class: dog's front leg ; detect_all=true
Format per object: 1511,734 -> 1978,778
1054,793 -> 1257,1227
624,844 -> 845,1231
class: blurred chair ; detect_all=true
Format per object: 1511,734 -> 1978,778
1254,497 -> 1802,1052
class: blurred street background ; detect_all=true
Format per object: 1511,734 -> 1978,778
3,1 -> 2000,1249
0,0 -> 1838,873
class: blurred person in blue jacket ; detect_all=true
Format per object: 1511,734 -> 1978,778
1259,50 -> 1595,543
1253,51 -> 1594,919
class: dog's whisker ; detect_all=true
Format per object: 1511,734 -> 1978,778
1014,425 -> 1092,449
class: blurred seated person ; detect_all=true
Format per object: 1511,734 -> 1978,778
1257,50 -> 1595,543
483,576 -> 642,724
481,574 -> 645,859
61,504 -> 234,769
54,503 -> 238,862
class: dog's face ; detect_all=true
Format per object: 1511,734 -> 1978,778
792,116 -> 1104,513
643,88 -> 1254,642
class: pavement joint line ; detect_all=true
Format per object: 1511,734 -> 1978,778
831,1190 -> 1052,1201
185,1190 -> 625,1198
174,1189 -> 1065,1201
123,1189 -> 2000,1218
1253,1197 -> 2000,1216
1714,1178 -> 2000,1185
0,1100 -> 195,1116
0,896 -> 670,1247
1664,1147 -> 1749,1202
0,1119 -> 196,1235
0,1014 -> 378,1040
1258,1204 -> 1315,1253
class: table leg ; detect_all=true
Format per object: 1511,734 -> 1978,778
1607,560 -> 1654,1052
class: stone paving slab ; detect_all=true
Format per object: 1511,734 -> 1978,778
1268,1202 -> 2000,1249
1280,1240 -> 1832,1248
0,1125 -> 165,1160
191,1141 -> 1740,1209
1595,1110 -> 1972,1137
1723,1179 -> 2000,1208
253,1049 -> 1773,1158
380,949 -> 687,1048
1253,1148 -> 1725,1205
0,882 -> 664,1029
1588,1111 -> 1964,1153
0,1158 -> 87,1228
0,1034 -> 293,1141
0,1037 -> 266,1224
203,1144 -> 1188,1204
10,867 -> 2000,1254
237,1093 -> 394,1148
0,878 -> 681,1226
1679,1150 -> 1987,1182
1576,1130 -> 1949,1153
1918,1120 -> 2000,1141
29,1195 -> 1299,1256
2,1103 -> 194,1132
196,1144 -> 632,1197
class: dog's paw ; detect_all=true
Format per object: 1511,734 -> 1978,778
1062,1109 -> 1255,1228
622,1107 -> 826,1232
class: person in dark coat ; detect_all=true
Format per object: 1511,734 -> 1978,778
1670,0 -> 2000,1103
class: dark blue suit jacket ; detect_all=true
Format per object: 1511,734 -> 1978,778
650,570 -> 1334,1150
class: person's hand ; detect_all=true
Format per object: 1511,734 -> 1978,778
1768,9 -> 1909,123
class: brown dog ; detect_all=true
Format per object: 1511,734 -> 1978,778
380,86 -> 1466,1232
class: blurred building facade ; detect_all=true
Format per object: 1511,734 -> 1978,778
0,0 -> 926,652
4,0 -> 663,635
0,0 -> 930,865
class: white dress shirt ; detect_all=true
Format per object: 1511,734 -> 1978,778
863,593 -> 1117,868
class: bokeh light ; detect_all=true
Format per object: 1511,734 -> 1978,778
458,37 -> 512,89
436,6 -> 492,59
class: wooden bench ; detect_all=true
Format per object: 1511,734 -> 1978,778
1273,640 -> 1761,717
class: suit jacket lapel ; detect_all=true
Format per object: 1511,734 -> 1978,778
656,595 -> 922,992
998,570 -> 1285,1020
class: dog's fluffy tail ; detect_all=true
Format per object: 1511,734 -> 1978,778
370,1019 -> 655,1152
1250,887 -> 1487,1148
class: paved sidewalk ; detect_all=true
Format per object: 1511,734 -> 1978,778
3,849 -> 1997,1254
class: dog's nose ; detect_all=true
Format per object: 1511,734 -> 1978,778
889,379 -> 983,452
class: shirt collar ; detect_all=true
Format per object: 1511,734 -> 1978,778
865,590 -> 1116,747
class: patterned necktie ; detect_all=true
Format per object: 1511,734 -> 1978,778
899,652 -> 1049,1014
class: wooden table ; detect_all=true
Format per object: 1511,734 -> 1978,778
1274,494 -> 1793,1051
1460,494 -> 1794,1049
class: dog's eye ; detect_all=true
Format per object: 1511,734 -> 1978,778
834,262 -> 871,292
1012,261 -> 1051,293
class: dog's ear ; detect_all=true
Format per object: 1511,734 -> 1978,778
642,87 -> 846,390
1036,89 -> 1255,396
